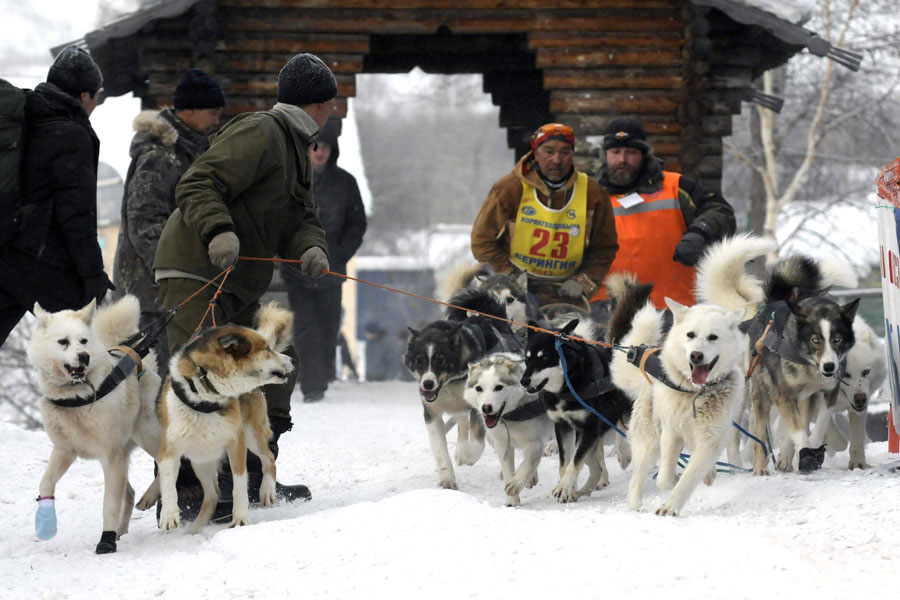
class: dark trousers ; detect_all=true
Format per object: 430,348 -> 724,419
0,250 -> 85,348
285,284 -> 342,396
158,277 -> 298,422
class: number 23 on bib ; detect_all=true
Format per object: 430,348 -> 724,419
509,172 -> 588,278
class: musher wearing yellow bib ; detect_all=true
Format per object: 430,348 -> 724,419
471,123 -> 618,306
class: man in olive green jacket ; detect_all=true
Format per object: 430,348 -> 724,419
153,53 -> 337,506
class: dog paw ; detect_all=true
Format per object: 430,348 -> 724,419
229,514 -> 250,528
627,496 -> 642,511
505,495 -> 521,507
439,479 -> 458,490
505,479 -> 525,497
752,466 -> 770,476
543,439 -> 558,456
525,472 -> 538,488
135,496 -> 155,511
618,452 -> 632,470
655,504 -> 678,517
776,457 -> 794,472
848,459 -> 869,470
259,477 -> 277,507
703,469 -> 717,486
553,484 -> 578,503
159,510 -> 180,531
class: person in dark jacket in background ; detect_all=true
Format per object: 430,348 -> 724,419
113,69 -> 224,375
0,45 -> 112,348
281,118 -> 367,402
591,117 -> 736,308
364,323 -> 397,382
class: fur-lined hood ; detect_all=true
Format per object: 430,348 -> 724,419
132,110 -> 178,146
129,108 -> 208,158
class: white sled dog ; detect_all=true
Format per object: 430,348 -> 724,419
822,317 -> 886,469
610,235 -> 778,515
157,303 -> 293,533
612,299 -> 746,516
465,352 -> 553,506
28,296 -> 162,554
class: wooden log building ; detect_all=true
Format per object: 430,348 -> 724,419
66,0 -> 860,192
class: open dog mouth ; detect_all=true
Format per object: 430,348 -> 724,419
526,379 -> 547,395
419,383 -> 442,402
690,356 -> 719,385
483,404 -> 505,429
64,364 -> 87,381
270,370 -> 288,381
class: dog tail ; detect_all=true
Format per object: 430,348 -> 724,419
93,295 -> 141,348
696,233 -> 776,314
445,286 -> 506,321
605,272 -> 654,344
818,257 -> 858,290
765,254 -> 857,301
610,304 -> 662,400
254,302 -> 295,352
439,262 -> 492,301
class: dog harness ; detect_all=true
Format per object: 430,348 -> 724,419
740,301 -> 812,366
510,172 -> 588,278
556,340 -> 619,400
48,344 -> 147,408
502,399 -> 547,422
625,345 -> 694,393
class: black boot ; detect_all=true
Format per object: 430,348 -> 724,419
267,418 -> 313,502
95,530 -> 117,554
798,445 -> 827,473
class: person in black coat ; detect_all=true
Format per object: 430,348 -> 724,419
0,46 -> 113,347
281,118 -> 367,402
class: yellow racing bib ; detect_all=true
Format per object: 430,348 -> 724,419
510,172 -> 588,278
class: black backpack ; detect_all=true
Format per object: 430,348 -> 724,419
0,78 -> 29,245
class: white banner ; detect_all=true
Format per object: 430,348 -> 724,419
877,204 -> 900,436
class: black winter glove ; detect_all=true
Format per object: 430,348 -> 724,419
673,231 -> 707,267
82,274 -> 114,306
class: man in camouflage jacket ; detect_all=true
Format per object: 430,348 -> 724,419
113,69 -> 224,373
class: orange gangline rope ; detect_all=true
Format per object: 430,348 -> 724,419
235,255 -> 612,348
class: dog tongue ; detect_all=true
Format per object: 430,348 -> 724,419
484,413 -> 500,429
691,364 -> 710,385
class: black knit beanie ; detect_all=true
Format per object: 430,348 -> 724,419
277,53 -> 337,106
173,69 -> 226,110
47,45 -> 103,95
601,117 -> 651,153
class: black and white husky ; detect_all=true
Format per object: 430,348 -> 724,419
520,290 -> 637,503
465,352 -> 553,506
404,290 -> 513,489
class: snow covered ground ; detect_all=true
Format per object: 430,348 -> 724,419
2,380 -> 899,600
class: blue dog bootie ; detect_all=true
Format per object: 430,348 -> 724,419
35,496 -> 57,540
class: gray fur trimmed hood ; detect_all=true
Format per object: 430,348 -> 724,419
132,109 -> 178,147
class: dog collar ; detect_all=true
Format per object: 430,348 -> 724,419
173,379 -> 223,413
502,399 -> 547,422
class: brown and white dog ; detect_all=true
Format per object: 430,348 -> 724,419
156,303 -> 293,533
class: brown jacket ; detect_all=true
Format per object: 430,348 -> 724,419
471,152 -> 618,293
